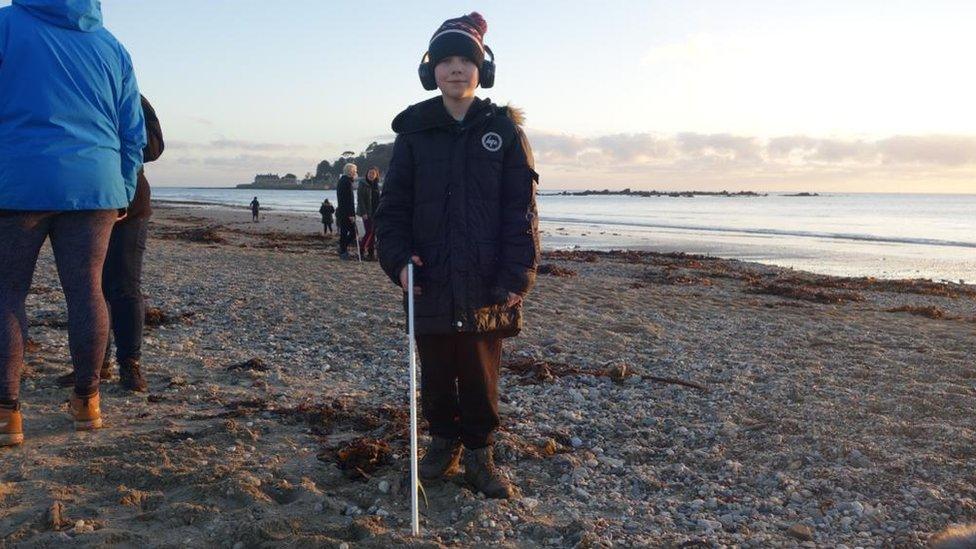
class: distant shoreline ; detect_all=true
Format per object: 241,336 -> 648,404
543,189 -> 769,198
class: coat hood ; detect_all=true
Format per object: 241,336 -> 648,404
13,0 -> 103,31
392,97 -> 523,134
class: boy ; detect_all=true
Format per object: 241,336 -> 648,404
374,12 -> 540,499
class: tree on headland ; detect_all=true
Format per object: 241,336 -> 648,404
259,141 -> 396,189
315,160 -> 329,178
317,142 -> 394,181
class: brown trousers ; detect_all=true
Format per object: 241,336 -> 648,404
416,333 -> 502,449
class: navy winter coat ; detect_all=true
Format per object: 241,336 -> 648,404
336,175 -> 355,217
374,97 -> 539,336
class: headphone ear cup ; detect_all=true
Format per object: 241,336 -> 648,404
418,62 -> 437,91
479,59 -> 495,89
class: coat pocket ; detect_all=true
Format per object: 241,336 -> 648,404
475,241 -> 500,278
410,244 -> 451,318
474,241 -> 505,305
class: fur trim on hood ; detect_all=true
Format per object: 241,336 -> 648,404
505,104 -> 525,126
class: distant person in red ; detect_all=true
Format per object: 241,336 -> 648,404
357,167 -> 381,260
250,197 -> 260,222
57,95 -> 163,393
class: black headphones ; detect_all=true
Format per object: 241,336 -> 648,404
418,45 -> 495,91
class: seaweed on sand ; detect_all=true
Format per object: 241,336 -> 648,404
746,282 -> 866,304
538,263 -> 578,277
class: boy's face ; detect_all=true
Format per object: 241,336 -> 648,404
435,56 -> 479,100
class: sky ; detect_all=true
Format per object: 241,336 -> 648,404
5,0 -> 976,192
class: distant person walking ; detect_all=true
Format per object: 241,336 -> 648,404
336,163 -> 357,259
57,95 -> 163,393
0,0 -> 146,445
250,197 -> 260,222
319,198 -> 335,236
374,12 -> 539,499
357,167 -> 381,260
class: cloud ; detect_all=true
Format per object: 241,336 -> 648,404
878,135 -> 976,166
207,139 -> 295,151
150,135 -> 398,186
525,130 -> 976,191
150,152 -> 322,187
529,130 -> 976,168
151,131 -> 976,192
165,139 -> 309,152
676,133 -> 762,162
767,136 -> 876,163
595,134 -> 676,162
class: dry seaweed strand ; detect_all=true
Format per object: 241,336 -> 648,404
746,282 -> 866,304
538,263 -> 578,277
503,358 -> 708,392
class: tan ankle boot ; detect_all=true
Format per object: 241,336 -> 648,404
463,446 -> 515,499
0,405 -> 24,446
419,436 -> 462,480
69,392 -> 102,431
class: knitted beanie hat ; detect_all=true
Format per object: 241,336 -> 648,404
428,12 -> 488,68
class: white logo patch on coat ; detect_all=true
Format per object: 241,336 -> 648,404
481,132 -> 503,152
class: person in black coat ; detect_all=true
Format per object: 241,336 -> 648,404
250,197 -> 260,222
374,11 -> 539,499
335,163 -> 357,259
56,94 -> 163,393
319,198 -> 335,236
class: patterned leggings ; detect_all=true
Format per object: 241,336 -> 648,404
0,210 -> 116,400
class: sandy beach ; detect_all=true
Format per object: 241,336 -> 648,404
1,203 -> 975,547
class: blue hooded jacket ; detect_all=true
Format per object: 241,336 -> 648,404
0,0 -> 146,210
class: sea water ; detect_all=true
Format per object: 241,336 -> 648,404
153,187 -> 976,281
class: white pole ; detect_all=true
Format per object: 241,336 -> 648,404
407,262 -> 420,536
354,219 -> 362,262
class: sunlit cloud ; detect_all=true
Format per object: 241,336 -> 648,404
165,140 -> 313,152
525,130 -> 976,191
150,132 -> 976,192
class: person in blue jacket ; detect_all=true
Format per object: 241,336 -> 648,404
0,0 -> 146,447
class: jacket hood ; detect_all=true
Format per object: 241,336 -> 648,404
393,97 -> 523,134
13,0 -> 103,31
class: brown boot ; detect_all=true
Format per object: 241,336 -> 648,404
0,404 -> 24,447
419,436 -> 462,480
69,392 -> 102,431
57,361 -> 112,387
118,359 -> 148,392
463,446 -> 515,499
